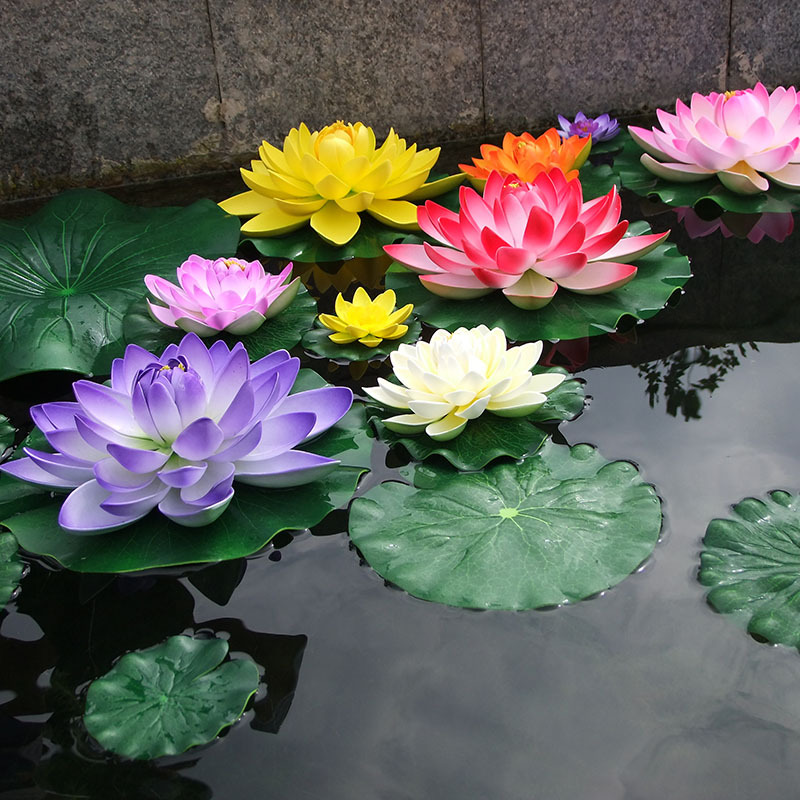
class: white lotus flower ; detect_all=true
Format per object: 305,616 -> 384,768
364,325 -> 565,441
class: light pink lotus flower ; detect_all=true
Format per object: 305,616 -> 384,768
145,256 -> 301,337
629,83 -> 800,194
385,170 -> 668,309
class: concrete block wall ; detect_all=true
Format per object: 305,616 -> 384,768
1,0 -> 798,202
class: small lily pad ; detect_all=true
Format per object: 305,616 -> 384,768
302,317 -> 422,362
83,635 -> 259,760
369,366 -> 584,470
122,284 -> 318,359
0,531 -> 23,610
700,491 -> 800,647
613,131 -> 800,214
576,162 -> 619,200
386,222 -> 690,342
349,439 -> 662,609
0,189 -> 240,381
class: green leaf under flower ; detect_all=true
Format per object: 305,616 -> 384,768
302,317 -> 422,362
0,531 -> 23,610
84,635 -> 259,760
369,366 -> 584,471
612,131 -> 800,214
0,190 -> 240,381
699,490 -> 800,647
386,221 -> 690,342
348,439 -> 662,609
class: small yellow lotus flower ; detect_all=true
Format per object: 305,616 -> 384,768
219,121 -> 464,246
318,288 -> 413,348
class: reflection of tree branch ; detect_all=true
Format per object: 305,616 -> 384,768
636,343 -> 758,420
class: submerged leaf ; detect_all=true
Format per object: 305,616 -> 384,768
0,531 -> 23,610
349,440 -> 662,609
84,635 -> 259,760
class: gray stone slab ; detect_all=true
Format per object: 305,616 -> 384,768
728,0 -> 800,89
0,0 -> 224,200
207,0 -> 484,155
482,0 -> 729,134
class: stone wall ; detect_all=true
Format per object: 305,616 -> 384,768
2,0 -> 798,201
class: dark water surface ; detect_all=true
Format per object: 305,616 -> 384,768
1,183 -> 799,799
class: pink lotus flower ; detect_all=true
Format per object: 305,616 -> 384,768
629,83 -> 800,194
384,170 -> 668,309
145,256 -> 301,337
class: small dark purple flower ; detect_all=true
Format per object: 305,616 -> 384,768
557,112 -> 620,143
1,333 -> 353,533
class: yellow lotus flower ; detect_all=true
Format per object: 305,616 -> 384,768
319,288 -> 413,347
219,122 -> 464,246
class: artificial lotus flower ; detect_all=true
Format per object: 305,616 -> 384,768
385,169 -> 668,309
557,111 -> 620,143
459,128 -> 591,189
0,333 -> 353,533
628,83 -> 800,194
675,207 -> 795,243
145,256 -> 300,337
219,121 -> 464,246
318,288 -> 413,347
364,325 -> 565,441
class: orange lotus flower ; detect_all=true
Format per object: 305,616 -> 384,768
459,128 -> 591,189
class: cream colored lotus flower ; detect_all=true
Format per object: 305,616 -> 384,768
219,121 -> 464,246
364,325 -> 565,440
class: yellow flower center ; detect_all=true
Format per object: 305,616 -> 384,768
315,121 -> 357,156
723,90 -> 742,101
222,258 -> 247,270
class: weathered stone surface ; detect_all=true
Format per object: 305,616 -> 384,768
0,0 -> 224,199
206,0 -> 484,153
728,0 -> 800,89
482,0 -> 729,133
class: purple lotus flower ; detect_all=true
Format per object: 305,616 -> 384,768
0,333 -> 353,533
145,256 -> 300,337
557,112 -> 620,143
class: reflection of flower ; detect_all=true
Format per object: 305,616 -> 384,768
293,256 -> 388,296
675,207 -> 795,243
386,170 -> 668,309
219,121 -> 463,246
557,112 -> 619,143
459,129 -> 591,188
319,288 -> 413,347
145,256 -> 300,336
365,325 -> 565,440
629,83 -> 800,194
0,334 -> 353,532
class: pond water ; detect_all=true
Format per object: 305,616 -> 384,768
1,163 -> 800,799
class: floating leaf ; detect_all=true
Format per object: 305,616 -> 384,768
0,414 -> 14,457
369,366 -> 584,470
83,635 -> 259,760
0,190 -> 240,381
576,161 -> 619,200
302,318 -> 422,362
349,440 -> 661,609
0,531 -> 23,610
613,131 -> 800,214
386,222 -> 689,342
699,491 -> 800,647
122,284 -> 318,360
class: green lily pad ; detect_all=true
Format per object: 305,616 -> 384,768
349,439 -> 662,609
369,366 -> 584,470
386,222 -> 690,342
613,131 -> 800,214
84,635 -> 259,760
0,531 -> 23,610
699,491 -> 800,647
576,162 -> 619,200
0,189 -> 240,381
122,284 -> 318,359
0,415 -> 14,457
302,317 -> 422,362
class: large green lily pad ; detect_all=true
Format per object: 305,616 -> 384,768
613,131 -> 800,214
386,221 -> 689,342
302,317 -> 422,362
0,190 -> 241,381
369,366 -> 584,470
349,439 -> 662,609
0,531 -> 23,610
84,635 -> 259,760
122,284 -> 318,360
699,491 -> 800,647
